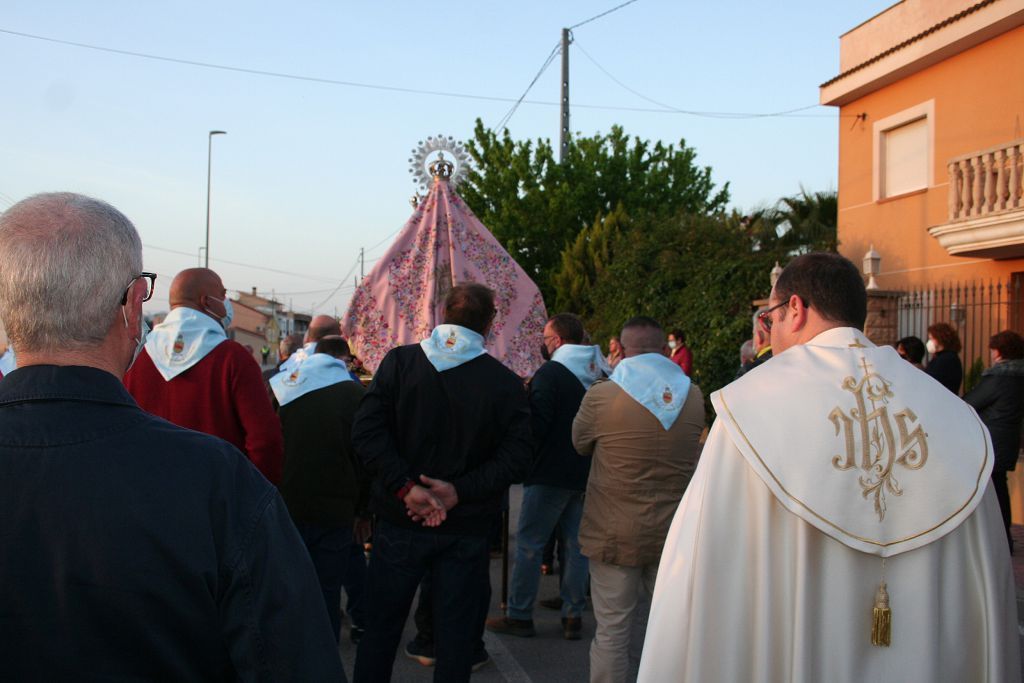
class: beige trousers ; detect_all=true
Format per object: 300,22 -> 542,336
588,559 -> 658,683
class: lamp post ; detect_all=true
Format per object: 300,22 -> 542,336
204,130 -> 227,268
863,244 -> 881,290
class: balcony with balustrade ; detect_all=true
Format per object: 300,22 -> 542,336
929,139 -> 1024,258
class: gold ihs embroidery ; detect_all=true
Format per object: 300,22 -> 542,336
828,358 -> 929,521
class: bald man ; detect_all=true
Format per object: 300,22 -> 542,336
280,314 -> 342,374
125,268 -> 284,483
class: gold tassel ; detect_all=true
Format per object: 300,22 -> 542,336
871,581 -> 891,647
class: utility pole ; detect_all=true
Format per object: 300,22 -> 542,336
559,28 -> 571,163
359,247 -> 365,279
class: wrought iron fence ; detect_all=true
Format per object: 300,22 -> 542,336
897,278 -> 1024,387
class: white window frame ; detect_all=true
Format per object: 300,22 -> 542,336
872,100 -> 935,202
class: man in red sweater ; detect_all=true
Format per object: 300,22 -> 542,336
125,268 -> 283,483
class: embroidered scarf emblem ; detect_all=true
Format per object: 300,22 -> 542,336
171,333 -> 186,362
828,358 -> 929,521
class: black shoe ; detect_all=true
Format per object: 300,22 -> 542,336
404,638 -> 435,667
485,615 -> 536,637
471,646 -> 491,672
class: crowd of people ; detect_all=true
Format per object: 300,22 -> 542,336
0,191 -> 1021,683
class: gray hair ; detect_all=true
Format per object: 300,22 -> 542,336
0,192 -> 142,352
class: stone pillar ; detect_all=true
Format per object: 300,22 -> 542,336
863,290 -> 901,348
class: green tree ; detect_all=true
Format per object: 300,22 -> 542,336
584,210 -> 779,404
551,203 -> 627,317
750,187 -> 838,254
460,121 -> 729,302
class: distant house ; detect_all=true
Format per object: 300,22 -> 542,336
820,0 -> 1024,362
230,288 -> 313,365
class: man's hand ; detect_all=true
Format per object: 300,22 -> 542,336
418,475 -> 459,511
404,484 -> 446,527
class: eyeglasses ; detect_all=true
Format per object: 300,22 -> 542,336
757,300 -> 788,331
121,272 -> 157,305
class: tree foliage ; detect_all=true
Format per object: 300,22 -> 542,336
747,187 -> 838,254
581,210 -> 779,403
460,120 -> 729,302
551,203 -> 626,317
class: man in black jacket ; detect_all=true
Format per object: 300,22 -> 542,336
487,313 -> 596,641
0,192 -> 344,680
352,283 -> 532,683
276,335 -> 369,644
965,330 -> 1024,551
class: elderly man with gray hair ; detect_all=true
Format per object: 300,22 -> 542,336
0,193 -> 346,680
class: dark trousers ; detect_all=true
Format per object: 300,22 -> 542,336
411,568 -> 488,657
344,540 -> 367,629
295,523 -> 356,643
354,520 -> 490,683
992,469 -> 1013,550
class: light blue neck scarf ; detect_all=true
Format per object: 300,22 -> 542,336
551,344 -> 612,389
270,353 -> 353,406
145,307 -> 227,381
0,346 -> 15,375
279,341 -> 317,374
419,324 -> 487,372
610,353 -> 691,430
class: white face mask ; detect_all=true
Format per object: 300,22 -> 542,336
205,296 -> 234,330
926,338 -> 938,354
667,340 -> 678,350
122,305 -> 149,371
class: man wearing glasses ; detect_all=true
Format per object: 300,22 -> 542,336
0,193 -> 344,679
125,267 -> 283,483
640,252 -> 1018,682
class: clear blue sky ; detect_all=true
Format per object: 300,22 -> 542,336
0,1 -> 892,316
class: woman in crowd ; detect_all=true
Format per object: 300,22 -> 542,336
925,322 -> 963,393
668,328 -> 692,376
965,330 -> 1024,552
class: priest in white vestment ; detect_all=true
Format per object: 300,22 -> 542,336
639,253 -> 1020,683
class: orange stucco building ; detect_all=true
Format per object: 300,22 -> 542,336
821,0 -> 1024,292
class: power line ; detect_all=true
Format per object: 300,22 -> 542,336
312,256 -> 362,312
142,243 -> 342,282
0,27 -> 835,120
495,41 -> 562,131
573,39 -> 839,119
569,0 -> 641,30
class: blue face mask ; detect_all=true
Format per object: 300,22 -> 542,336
205,296 -> 234,330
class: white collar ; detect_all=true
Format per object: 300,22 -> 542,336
419,324 -> 487,372
270,353 -> 353,406
610,353 -> 691,430
144,307 -> 226,381
551,344 -> 611,388
714,327 -> 992,557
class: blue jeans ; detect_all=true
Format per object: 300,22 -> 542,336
354,520 -> 490,683
295,523 -> 356,644
508,485 -> 588,620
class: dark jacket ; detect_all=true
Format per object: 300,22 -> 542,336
525,360 -> 590,491
278,378 -> 369,527
926,349 -> 963,394
0,365 -> 344,681
965,359 -> 1024,471
352,344 -> 532,536
736,347 -> 773,379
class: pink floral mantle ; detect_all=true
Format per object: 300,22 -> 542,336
342,178 -> 547,378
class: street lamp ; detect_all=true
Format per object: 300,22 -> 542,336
204,130 -> 227,268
